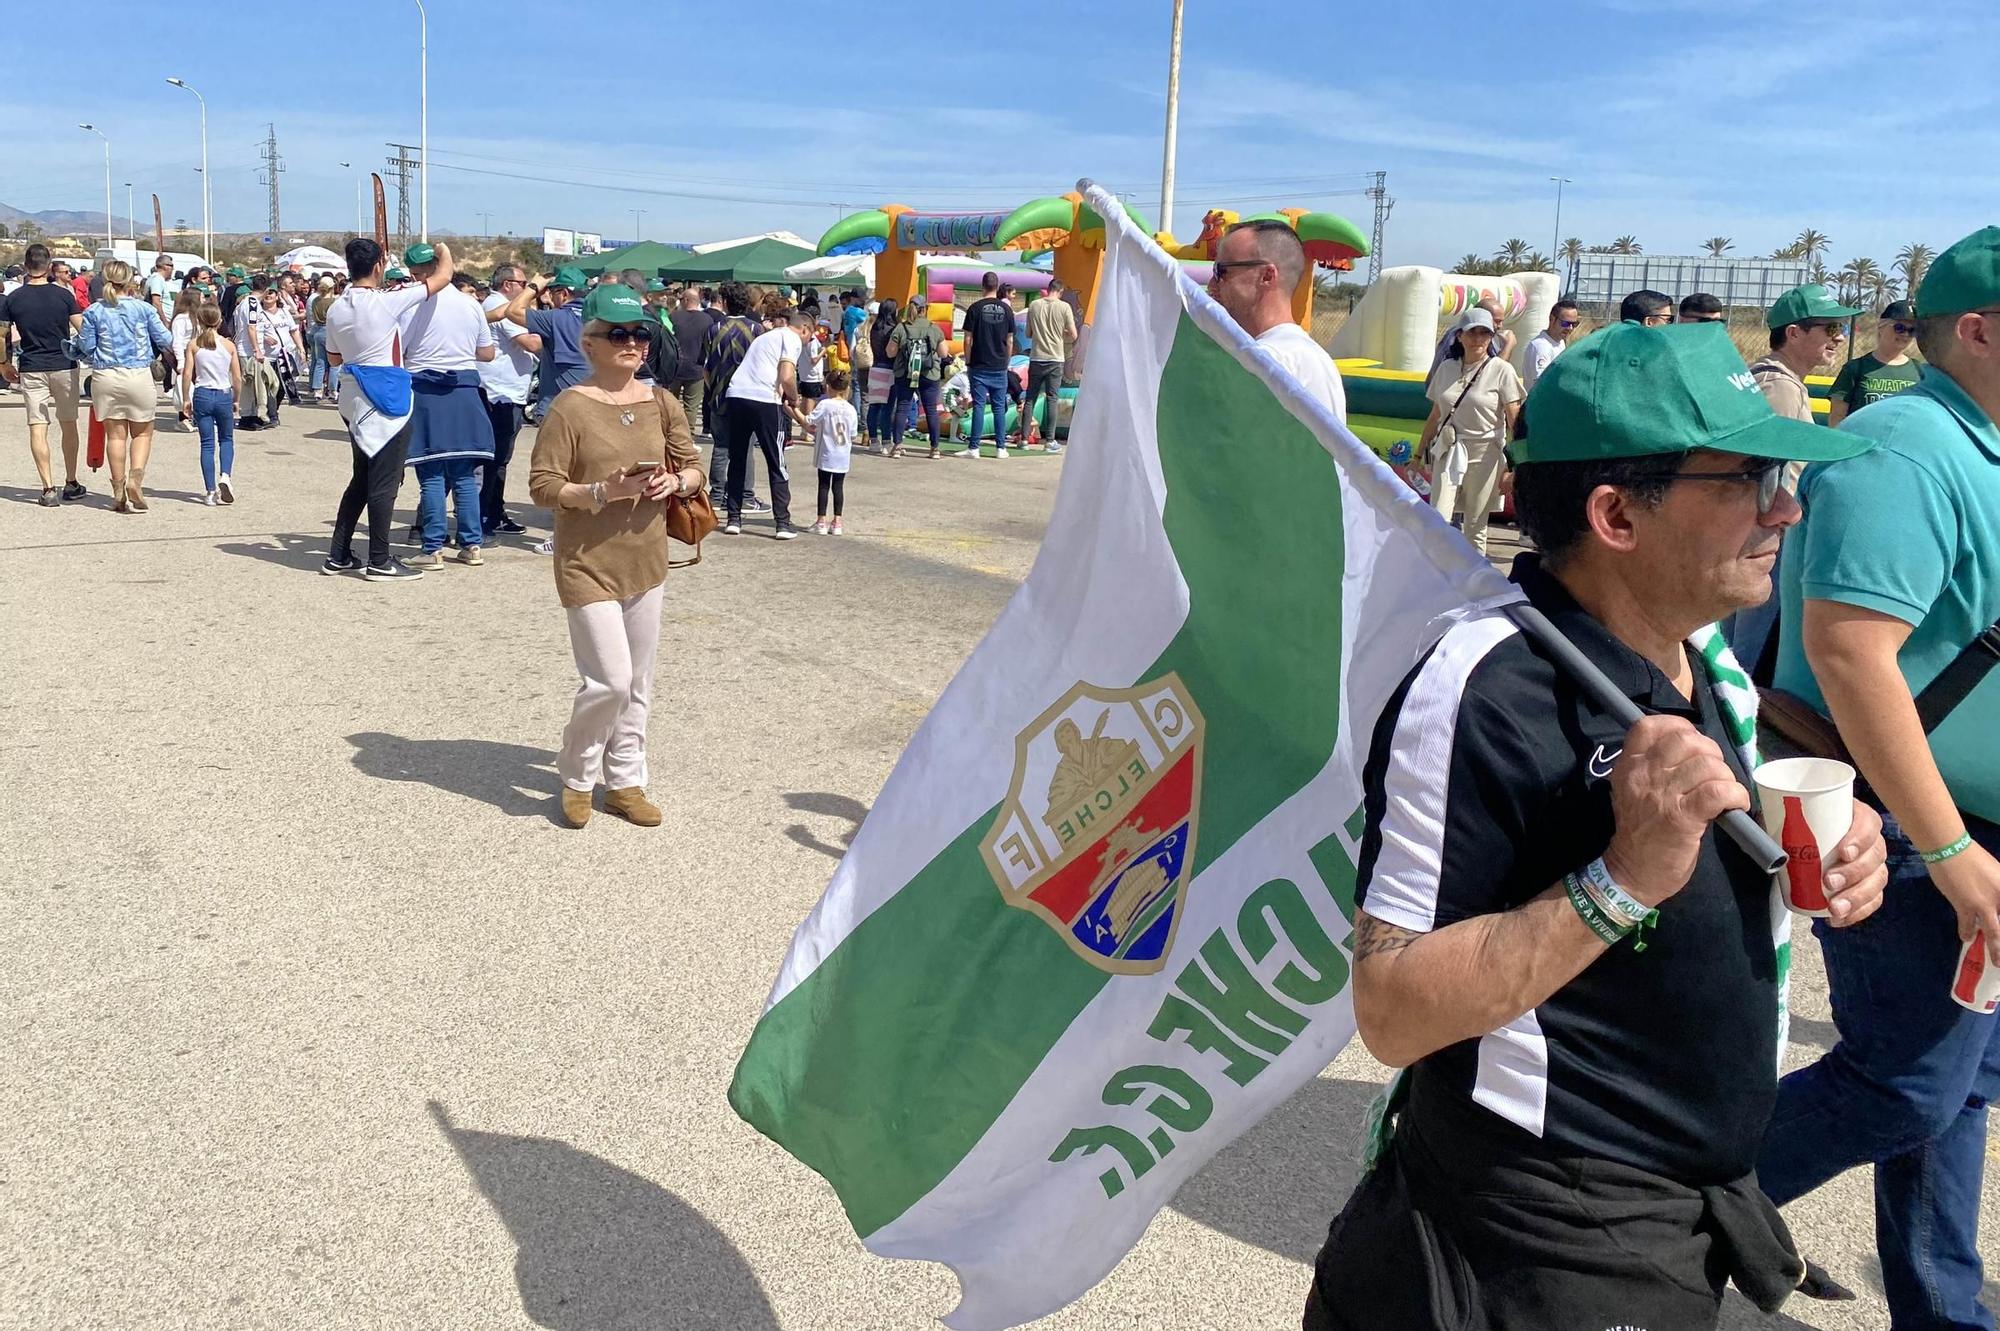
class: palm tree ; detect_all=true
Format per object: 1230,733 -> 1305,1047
1895,243 -> 1935,299
1610,235 -> 1642,255
1701,237 -> 1734,257
1521,252 -> 1553,273
1454,253 -> 1487,276
1559,238 -> 1583,265
1495,238 -> 1532,269
1795,228 -> 1829,272
1836,258 -> 1879,307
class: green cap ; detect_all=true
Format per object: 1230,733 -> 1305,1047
645,278 -> 667,293
385,267 -> 409,281
581,282 -> 649,324
1509,322 -> 1874,467
1765,283 -> 1861,330
225,265 -> 246,278
550,265 -> 586,290
403,241 -> 436,266
1916,225 -> 2000,318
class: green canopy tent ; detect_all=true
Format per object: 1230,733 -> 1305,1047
568,240 -> 695,278
656,236 -> 818,285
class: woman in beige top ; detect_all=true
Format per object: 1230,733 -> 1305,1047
529,283 -> 703,830
1420,307 -> 1524,556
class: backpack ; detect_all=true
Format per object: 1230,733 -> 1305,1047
643,309 -> 679,384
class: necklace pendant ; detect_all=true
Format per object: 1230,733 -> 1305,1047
619,410 -> 635,426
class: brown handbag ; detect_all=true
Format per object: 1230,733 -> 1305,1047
656,387 -> 717,565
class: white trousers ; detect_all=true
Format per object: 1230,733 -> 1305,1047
558,582 -> 664,792
1431,434 -> 1507,555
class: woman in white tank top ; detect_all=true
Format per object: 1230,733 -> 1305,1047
188,306 -> 243,506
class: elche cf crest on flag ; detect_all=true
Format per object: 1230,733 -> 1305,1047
983,677 -> 1204,974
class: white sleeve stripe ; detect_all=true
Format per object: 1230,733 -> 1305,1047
1362,613 -> 1522,934
1473,1007 -> 1550,1136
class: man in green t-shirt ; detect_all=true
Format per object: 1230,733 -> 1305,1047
1828,299 -> 1923,425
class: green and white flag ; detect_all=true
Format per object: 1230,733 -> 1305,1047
729,181 -> 1517,1328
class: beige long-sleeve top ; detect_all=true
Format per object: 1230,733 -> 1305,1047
529,389 -> 702,608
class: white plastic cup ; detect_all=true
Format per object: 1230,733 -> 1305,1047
1953,932 -> 2000,1014
1752,757 -> 1856,919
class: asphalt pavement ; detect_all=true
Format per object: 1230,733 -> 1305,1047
1,396 -> 1990,1329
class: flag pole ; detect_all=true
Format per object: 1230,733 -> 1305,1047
1501,602 -> 1787,872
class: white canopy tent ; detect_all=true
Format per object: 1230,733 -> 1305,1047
693,230 -> 814,254
273,244 -> 345,273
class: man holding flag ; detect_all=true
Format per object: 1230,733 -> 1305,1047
1308,324 -> 1889,1330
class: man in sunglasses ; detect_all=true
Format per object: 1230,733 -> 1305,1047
1827,299 -> 1921,426
1305,321 -> 1883,1331
1679,292 -> 1726,324
1761,226 -> 2000,1331
1206,218 -> 1346,421
1523,297 -> 1579,393
1752,283 -> 1861,431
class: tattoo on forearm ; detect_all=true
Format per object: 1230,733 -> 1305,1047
1353,913 -> 1420,961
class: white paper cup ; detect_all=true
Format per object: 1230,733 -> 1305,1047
1953,931 -> 2000,1014
1752,757 -> 1856,919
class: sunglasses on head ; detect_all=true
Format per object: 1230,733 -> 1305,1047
593,324 -> 655,345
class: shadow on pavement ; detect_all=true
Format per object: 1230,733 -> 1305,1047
1786,1013 -> 1839,1052
428,1101 -> 778,1331
781,791 -> 868,860
345,732 -> 560,821
1168,1075 -> 1381,1264
216,532 -> 330,573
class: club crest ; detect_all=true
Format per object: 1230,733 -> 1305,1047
981,675 -> 1205,975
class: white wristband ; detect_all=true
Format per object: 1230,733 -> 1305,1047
1582,856 -> 1650,928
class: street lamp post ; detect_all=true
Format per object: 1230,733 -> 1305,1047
341,161 -> 361,236
125,182 -> 134,242
1550,176 -> 1572,284
632,208 -> 645,242
414,0 -> 428,241
167,79 -> 211,266
78,125 -> 112,252
1158,0 -> 1185,240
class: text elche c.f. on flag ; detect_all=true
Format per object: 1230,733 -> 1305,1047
728,179 -> 1513,1330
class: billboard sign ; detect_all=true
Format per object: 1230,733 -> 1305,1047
542,227 -> 576,257
576,233 -> 603,256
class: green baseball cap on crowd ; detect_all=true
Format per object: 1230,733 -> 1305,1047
581,282 -> 649,324
1509,322 -> 1874,467
385,266 -> 409,281
225,265 -> 246,278
403,241 -> 436,266
645,278 -> 667,292
1915,225 -> 2000,318
550,265 -> 586,290
1765,283 -> 1862,330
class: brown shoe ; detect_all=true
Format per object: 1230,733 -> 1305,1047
560,787 -> 594,828
604,786 -> 662,827
126,467 -> 148,512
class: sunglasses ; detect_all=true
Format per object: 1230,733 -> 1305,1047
591,324 -> 655,345
1889,322 -> 1916,335
1667,460 -> 1786,514
1207,260 -> 1272,279
1558,318 -> 1579,329
1799,320 -> 1846,337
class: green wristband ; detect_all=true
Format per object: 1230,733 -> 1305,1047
1566,873 -> 1631,946
1921,833 -> 1974,864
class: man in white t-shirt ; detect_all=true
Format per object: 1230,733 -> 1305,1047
321,237 -> 456,581
1205,219 -> 1347,422
1523,298 -> 1578,394
721,309 -> 806,538
144,256 -> 181,318
398,242 -> 496,567
478,263 -> 541,539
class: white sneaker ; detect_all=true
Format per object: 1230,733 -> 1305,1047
961,447 -> 981,459
203,490 -> 219,507
995,447 -> 1010,459
217,473 -> 235,505
811,519 -> 828,535
723,521 -> 742,536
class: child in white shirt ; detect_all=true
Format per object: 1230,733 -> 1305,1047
789,368 -> 858,534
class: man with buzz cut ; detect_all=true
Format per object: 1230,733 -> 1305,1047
1206,218 -> 1346,422
1304,322 -> 1888,1331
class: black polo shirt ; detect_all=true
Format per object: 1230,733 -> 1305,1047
1354,554 -> 1780,1185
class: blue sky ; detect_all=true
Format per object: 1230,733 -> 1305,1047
3,0 -> 1992,271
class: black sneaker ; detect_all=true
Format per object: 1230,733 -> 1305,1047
320,554 -> 362,576
60,480 -> 86,501
38,487 -> 58,507
491,517 -> 528,535
743,495 -> 772,514
772,524 -> 801,541
363,557 -> 425,582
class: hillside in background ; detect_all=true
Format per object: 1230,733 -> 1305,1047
0,202 -> 138,236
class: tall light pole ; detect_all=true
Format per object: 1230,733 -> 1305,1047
167,79 -> 211,266
78,125 -> 112,252
414,0 -> 428,241
1158,0 -> 1185,240
1550,176 -> 1572,283
124,183 -> 134,241
632,208 -> 645,241
341,161 -> 361,236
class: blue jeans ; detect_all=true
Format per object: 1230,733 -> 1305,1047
968,368 -> 1010,451
193,386 -> 235,490
307,326 -> 331,394
865,400 -> 892,445
889,379 -> 940,450
1758,811 -> 2000,1331
415,458 -> 483,552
